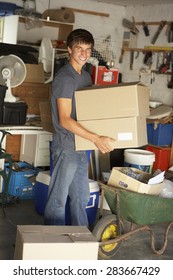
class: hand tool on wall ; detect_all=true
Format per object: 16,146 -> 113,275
167,52 -> 173,88
151,21 -> 167,44
143,51 -> 153,68
158,52 -> 171,74
122,18 -> 139,35
143,22 -> 150,36
168,22 -> 173,43
130,50 -> 134,70
119,31 -> 130,63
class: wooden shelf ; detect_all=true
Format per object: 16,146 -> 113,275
123,47 -> 173,52
135,21 -> 171,25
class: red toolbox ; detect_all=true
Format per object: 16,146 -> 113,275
92,66 -> 119,85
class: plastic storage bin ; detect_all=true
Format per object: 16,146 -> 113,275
5,162 -> 40,199
124,149 -> 155,174
3,102 -> 28,125
0,85 -> 7,124
147,123 -> 173,146
146,145 -> 171,171
85,179 -> 100,225
34,172 -> 100,225
0,2 -> 19,16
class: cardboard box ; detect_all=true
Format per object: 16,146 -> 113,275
24,63 -> 45,83
75,116 -> 148,151
39,100 -> 54,133
14,225 -> 99,260
108,167 -> 163,195
75,82 -> 150,121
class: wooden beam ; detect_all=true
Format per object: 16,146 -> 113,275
62,7 -> 109,17
135,21 -> 171,25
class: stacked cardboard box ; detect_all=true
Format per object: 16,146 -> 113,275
75,82 -> 150,151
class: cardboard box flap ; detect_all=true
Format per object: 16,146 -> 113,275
76,81 -> 147,91
17,225 -> 92,234
17,225 -> 97,243
22,233 -> 72,243
14,225 -> 99,260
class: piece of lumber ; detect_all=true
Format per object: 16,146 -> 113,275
62,7 -> 109,17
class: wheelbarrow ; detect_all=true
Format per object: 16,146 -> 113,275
92,183 -> 173,259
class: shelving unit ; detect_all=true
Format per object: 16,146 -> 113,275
2,15 -> 73,51
18,16 -> 73,50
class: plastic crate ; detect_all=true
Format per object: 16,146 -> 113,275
5,162 -> 40,199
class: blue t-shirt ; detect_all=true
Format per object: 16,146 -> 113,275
51,62 -> 92,151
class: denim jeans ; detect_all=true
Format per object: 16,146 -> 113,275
44,148 -> 90,226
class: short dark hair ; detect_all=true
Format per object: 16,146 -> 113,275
66,29 -> 94,49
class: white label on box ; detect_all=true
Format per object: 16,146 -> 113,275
103,72 -> 113,82
118,133 -> 133,140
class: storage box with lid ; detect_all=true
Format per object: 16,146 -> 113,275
4,161 -> 40,199
147,123 -> 173,147
3,101 -> 28,125
14,225 -> 98,260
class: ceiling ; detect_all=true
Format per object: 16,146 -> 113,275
90,0 -> 173,6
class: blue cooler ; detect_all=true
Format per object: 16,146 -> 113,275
34,170 -> 50,215
86,179 -> 100,225
34,172 -> 100,225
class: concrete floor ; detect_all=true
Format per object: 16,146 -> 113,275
0,198 -> 173,260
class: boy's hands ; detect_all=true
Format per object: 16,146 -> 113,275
94,136 -> 116,154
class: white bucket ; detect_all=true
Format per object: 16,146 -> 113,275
124,149 -> 155,174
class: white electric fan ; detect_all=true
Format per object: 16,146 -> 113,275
0,54 -> 27,102
38,37 -> 55,84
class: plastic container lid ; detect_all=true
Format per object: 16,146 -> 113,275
124,149 -> 155,165
36,171 -> 51,185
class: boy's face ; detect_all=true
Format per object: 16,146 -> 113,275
68,43 -> 92,68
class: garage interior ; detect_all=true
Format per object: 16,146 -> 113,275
0,0 -> 173,261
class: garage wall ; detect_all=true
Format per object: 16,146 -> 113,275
4,0 -> 173,106
123,4 -> 173,106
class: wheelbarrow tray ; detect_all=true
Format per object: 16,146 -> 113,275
102,184 -> 173,226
